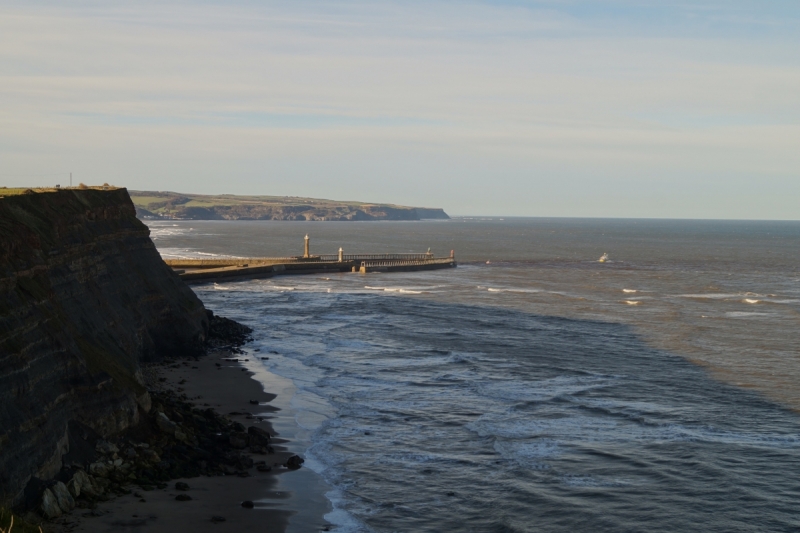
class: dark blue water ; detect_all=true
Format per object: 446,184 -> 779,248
150,218 -> 800,532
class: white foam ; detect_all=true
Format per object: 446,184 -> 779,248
476,375 -> 615,403
446,352 -> 476,364
494,438 -> 560,462
743,298 -> 759,304
486,287 -> 540,294
468,411 -> 800,448
624,300 -> 641,305
622,289 -> 637,293
678,293 -> 742,299
561,474 -> 630,487
322,489 -> 370,533
364,286 -> 423,294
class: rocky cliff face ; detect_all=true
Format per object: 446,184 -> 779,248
0,189 -> 208,505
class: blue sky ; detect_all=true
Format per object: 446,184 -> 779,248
0,1 -> 798,218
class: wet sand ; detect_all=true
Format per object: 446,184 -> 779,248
70,351 -> 332,533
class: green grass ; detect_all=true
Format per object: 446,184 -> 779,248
0,508 -> 42,533
127,190 -> 410,212
126,195 -> 165,207
0,188 -> 41,196
0,186 -> 121,198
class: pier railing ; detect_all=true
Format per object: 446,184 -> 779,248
317,253 -> 433,262
360,258 -> 450,268
165,253 -> 436,268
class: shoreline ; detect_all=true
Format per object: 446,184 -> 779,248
60,344 -> 332,533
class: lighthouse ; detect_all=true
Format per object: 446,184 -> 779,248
304,234 -> 310,258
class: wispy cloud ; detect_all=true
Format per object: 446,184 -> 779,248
0,1 -> 798,217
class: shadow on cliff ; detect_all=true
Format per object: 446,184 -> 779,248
0,189 -> 208,506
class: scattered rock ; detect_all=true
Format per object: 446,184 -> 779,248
248,426 -> 271,443
96,441 -> 119,455
241,500 -> 254,509
89,462 -> 110,478
156,412 -> 178,435
67,469 -> 93,498
230,433 -> 248,449
29,315 -> 275,524
286,455 -> 305,469
140,449 -> 160,464
211,515 -> 226,522
41,488 -> 63,518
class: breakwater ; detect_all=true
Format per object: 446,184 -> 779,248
165,245 -> 457,283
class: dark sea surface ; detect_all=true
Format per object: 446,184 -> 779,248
149,218 -> 800,532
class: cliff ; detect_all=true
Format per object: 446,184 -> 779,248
0,188 -> 208,505
130,191 -> 450,221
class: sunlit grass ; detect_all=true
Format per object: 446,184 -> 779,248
0,508 -> 42,533
0,186 -> 120,197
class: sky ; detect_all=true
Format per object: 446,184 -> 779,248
0,1 -> 798,218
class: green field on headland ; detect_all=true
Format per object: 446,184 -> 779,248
129,190 -> 450,221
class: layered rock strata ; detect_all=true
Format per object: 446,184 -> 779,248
0,189 -> 208,505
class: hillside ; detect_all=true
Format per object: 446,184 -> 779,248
129,191 -> 450,221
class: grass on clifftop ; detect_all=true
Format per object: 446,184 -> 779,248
128,190 -> 430,211
0,508 -> 42,533
0,185 -> 120,197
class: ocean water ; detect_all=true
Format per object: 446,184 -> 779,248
149,218 -> 800,532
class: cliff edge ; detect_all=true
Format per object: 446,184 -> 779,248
0,188 -> 208,505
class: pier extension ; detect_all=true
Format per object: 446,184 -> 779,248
165,238 -> 456,283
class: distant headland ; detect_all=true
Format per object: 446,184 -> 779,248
130,190 -> 450,221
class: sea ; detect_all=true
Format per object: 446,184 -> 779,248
148,218 -> 800,533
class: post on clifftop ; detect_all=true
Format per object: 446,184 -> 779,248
304,234 -> 310,258
338,247 -> 343,262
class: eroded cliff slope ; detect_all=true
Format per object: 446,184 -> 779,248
0,189 -> 207,504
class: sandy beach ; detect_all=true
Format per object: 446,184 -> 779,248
57,347 -> 331,533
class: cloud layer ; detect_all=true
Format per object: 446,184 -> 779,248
1,1 -> 798,217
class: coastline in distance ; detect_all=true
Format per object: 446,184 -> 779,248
130,190 -> 450,222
